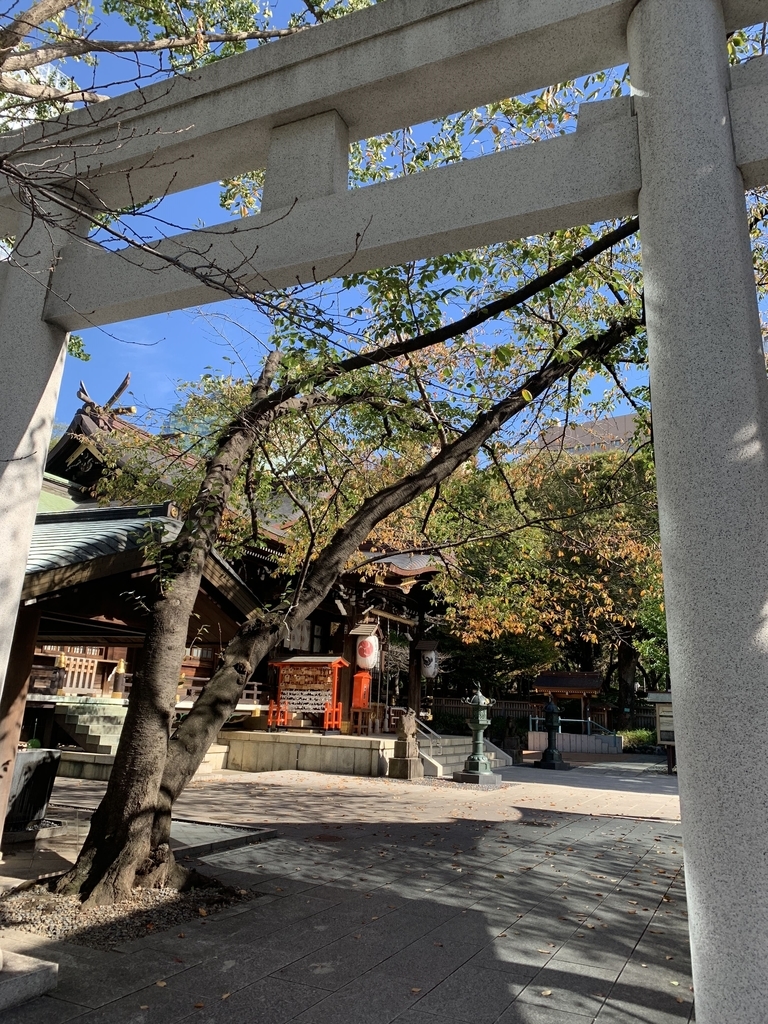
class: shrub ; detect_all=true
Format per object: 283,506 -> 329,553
431,713 -> 470,735
618,728 -> 657,751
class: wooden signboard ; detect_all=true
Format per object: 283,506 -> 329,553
268,655 -> 349,730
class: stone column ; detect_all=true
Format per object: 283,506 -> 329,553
0,209 -> 76,702
628,2 -> 768,1019
0,604 -> 42,837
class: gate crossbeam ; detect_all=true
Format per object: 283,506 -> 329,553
44,103 -> 639,329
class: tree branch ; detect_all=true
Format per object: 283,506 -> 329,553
0,72 -> 108,102
4,26 -> 304,71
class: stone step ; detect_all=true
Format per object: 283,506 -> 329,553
0,950 -> 58,1011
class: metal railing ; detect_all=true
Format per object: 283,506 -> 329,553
529,716 -> 616,736
413,712 -> 443,757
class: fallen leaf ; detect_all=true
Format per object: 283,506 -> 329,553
198,908 -> 208,917
411,988 -> 421,994
156,981 -> 167,988
670,981 -> 679,986
178,933 -> 185,938
537,949 -> 550,954
194,1003 -> 204,1008
676,997 -> 685,1004
666,956 -> 674,960
495,873 -> 505,879
541,989 -> 552,996
222,993 -> 230,1000
140,1007 -> 149,1011
434,942 -> 443,947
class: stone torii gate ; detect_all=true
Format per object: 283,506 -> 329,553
1,0 -> 768,1017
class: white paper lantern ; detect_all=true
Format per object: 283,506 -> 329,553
356,635 -> 379,670
421,650 -> 439,678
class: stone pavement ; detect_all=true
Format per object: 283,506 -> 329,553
0,759 -> 692,1023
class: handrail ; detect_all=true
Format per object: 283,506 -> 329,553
529,716 -> 617,736
412,711 -> 443,757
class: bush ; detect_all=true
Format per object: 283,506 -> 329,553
618,728 -> 657,751
431,713 -> 470,736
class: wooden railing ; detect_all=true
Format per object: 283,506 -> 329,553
323,701 -> 342,731
267,699 -> 290,728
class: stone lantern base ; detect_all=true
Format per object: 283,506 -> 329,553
534,749 -> 572,771
452,770 -> 501,787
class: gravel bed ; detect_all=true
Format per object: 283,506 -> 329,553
386,776 -> 515,790
0,881 -> 262,950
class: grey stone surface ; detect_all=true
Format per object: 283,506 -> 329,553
452,771 -> 501,787
0,994 -> 86,1024
5,807 -> 691,1024
0,211 -> 76,696
47,110 -> 641,331
629,1 -> 768,1020
0,950 -> 58,1012
261,110 -> 349,214
412,963 -> 525,1023
388,758 -> 424,780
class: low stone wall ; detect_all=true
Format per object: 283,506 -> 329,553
527,732 -> 623,754
224,731 -> 396,777
57,742 -> 230,781
57,751 -> 114,780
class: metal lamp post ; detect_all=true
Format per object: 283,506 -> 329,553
534,697 -> 571,771
453,685 -> 501,787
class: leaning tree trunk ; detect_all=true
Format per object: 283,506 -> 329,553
62,319 -> 638,901
147,320 -> 638,855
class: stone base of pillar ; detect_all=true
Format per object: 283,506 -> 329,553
452,770 -> 501,787
534,756 -> 571,771
0,949 -> 58,1010
388,757 -> 424,780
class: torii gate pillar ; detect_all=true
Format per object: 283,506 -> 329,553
630,1 -> 768,1018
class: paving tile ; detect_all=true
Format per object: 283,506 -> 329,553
514,961 -> 618,1015
288,968 -> 431,1024
22,945 -> 198,1009
412,964 -> 525,1023
1,994 -> 88,1024
391,1011 -> 468,1024
495,1002 -> 596,1023
177,975 -> 325,1024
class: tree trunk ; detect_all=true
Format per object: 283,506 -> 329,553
57,357 -> 282,902
56,574 -> 200,902
616,639 -> 639,731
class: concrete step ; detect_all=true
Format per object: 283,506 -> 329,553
0,950 -> 58,1011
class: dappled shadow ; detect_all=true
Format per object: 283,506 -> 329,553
1,771 -> 691,1023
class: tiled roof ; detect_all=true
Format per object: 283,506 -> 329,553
370,552 -> 438,576
27,506 -> 181,575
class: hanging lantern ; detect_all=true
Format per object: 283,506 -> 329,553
356,635 -> 379,670
421,649 -> 439,678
